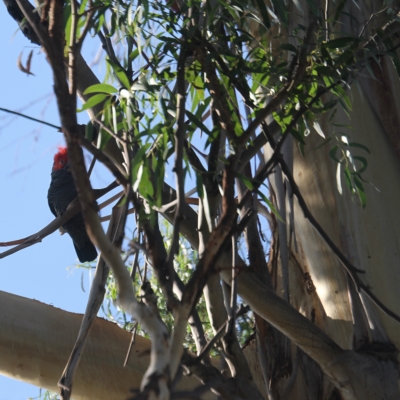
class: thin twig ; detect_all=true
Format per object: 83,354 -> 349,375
76,0 -> 95,49
166,44 -> 188,280
0,107 -> 60,129
98,28 -> 126,77
91,117 -> 127,146
195,305 -> 249,364
130,244 -> 140,281
154,188 -> 197,213
87,156 -> 96,177
99,206 -> 135,222
226,234 -> 238,334
68,0 -> 79,97
98,190 -> 124,210
80,136 -> 129,186
359,7 -> 389,38
124,322 -> 138,367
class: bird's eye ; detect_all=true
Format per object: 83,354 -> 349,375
60,160 -> 64,164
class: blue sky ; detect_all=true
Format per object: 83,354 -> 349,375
0,8 -> 117,399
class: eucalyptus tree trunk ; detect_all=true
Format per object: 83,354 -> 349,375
255,1 -> 400,398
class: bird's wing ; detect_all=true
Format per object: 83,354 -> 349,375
48,195 -> 58,217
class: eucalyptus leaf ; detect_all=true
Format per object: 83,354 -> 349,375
83,84 -> 118,95
78,94 -> 108,112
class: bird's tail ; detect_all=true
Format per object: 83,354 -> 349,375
74,242 -> 97,263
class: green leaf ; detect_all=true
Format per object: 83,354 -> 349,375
94,11 -> 106,34
109,12 -> 117,37
237,174 -> 254,190
153,152 -> 165,208
255,0 -> 271,29
352,156 -> 368,174
314,136 -> 332,150
315,66 -> 333,75
85,121 -> 95,141
131,143 -> 151,181
78,94 -> 108,112
290,129 -> 306,145
383,37 -> 400,78
337,98 -> 350,117
348,142 -> 370,154
64,8 -> 72,56
107,59 -> 131,89
139,164 -> 154,198
129,48 -> 140,63
270,0 -> 288,26
305,0 -> 319,15
193,73 -> 205,103
185,110 -> 212,135
335,85 -> 352,111
323,78 -> 336,94
332,123 -> 353,129
79,0 -> 88,14
335,48 -> 355,66
322,37 -> 360,50
258,189 -> 284,223
329,145 -> 342,163
63,2 -> 71,26
365,62 -> 378,81
83,84 -> 118,95
354,175 -> 367,208
279,43 -> 298,53
343,167 -> 352,191
196,173 -> 204,198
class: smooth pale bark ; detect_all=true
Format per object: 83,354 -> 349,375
0,290 -> 213,399
292,59 -> 400,348
0,290 -> 275,399
245,1 -> 400,398
280,1 -> 400,351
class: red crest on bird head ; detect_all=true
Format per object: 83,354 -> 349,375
53,147 -> 69,171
